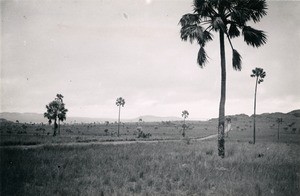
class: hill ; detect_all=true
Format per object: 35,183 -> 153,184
287,109 -> 300,117
0,112 -> 181,123
0,110 -> 299,124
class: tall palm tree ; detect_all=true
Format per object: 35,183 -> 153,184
116,97 -> 125,137
179,0 -> 267,157
181,110 -> 189,137
44,95 -> 68,136
251,67 -> 266,144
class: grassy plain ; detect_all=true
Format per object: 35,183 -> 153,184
1,113 -> 299,145
1,140 -> 300,195
1,114 -> 300,195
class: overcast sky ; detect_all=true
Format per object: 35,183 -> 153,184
1,0 -> 299,119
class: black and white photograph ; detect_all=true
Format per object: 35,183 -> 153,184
1,0 -> 299,195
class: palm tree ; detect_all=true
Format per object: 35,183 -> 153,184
251,67 -> 266,144
276,118 -> 283,141
179,0 -> 267,157
116,97 -> 125,137
44,95 -> 68,136
181,110 -> 189,137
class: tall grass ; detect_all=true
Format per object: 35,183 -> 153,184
1,140 -> 299,195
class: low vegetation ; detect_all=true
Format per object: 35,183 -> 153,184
1,112 -> 299,195
1,140 -> 299,195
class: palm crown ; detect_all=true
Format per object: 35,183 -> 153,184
44,99 -> 68,124
179,0 -> 267,70
182,110 -> 189,119
116,97 -> 125,107
251,67 -> 266,84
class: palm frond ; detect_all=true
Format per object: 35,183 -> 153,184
228,23 -> 240,38
197,30 -> 213,46
180,24 -> 204,43
246,0 -> 268,23
230,9 -> 249,26
197,46 -> 208,67
179,14 -> 199,26
242,26 -> 267,47
230,0 -> 267,25
232,49 -> 242,70
194,0 -> 216,18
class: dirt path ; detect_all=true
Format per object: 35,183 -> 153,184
1,127 -> 231,150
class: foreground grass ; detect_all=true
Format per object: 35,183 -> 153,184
1,140 -> 299,196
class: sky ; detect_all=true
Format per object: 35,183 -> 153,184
1,0 -> 300,120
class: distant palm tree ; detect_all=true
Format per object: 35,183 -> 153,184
181,110 -> 189,137
276,118 -> 283,141
182,110 -> 189,124
251,67 -> 266,144
44,94 -> 68,136
179,0 -> 267,157
116,97 -> 125,137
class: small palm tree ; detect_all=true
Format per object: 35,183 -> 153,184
181,110 -> 189,137
276,118 -> 283,141
179,0 -> 267,157
44,94 -> 68,136
251,67 -> 266,144
116,97 -> 125,137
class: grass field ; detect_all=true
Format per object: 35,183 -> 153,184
1,113 -> 299,146
1,114 -> 300,195
1,140 -> 299,195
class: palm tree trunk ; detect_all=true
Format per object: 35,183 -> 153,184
118,105 -> 121,137
277,123 -> 280,140
183,118 -> 186,137
218,30 -> 226,158
253,77 -> 258,144
53,118 -> 58,136
58,119 -> 60,135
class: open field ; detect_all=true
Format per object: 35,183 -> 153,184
1,140 -> 300,196
1,113 -> 300,195
1,113 -> 300,146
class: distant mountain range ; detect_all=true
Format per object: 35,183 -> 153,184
0,110 -> 299,124
0,112 -> 182,123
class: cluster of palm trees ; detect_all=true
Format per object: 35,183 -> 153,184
179,0 -> 268,157
44,95 -> 127,137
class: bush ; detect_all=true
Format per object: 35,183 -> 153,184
137,128 -> 151,138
